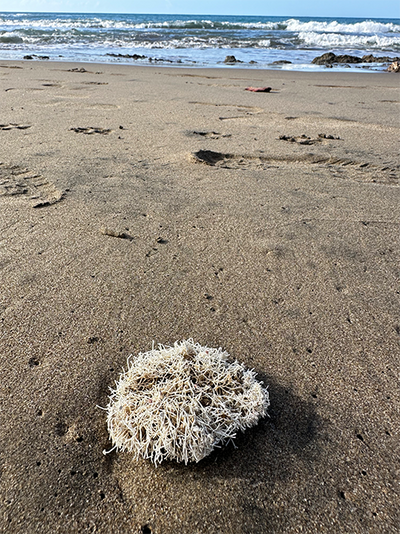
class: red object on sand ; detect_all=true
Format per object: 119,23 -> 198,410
245,86 -> 271,92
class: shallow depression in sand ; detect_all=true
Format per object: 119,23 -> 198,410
190,149 -> 400,185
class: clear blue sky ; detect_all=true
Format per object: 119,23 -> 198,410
0,0 -> 399,18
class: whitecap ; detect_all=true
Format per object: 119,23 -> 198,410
298,30 -> 400,49
286,18 -> 400,34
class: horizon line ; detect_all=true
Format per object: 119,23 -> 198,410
0,11 -> 399,19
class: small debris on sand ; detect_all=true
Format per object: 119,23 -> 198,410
104,339 -> 269,465
388,61 -> 400,72
100,227 -> 133,240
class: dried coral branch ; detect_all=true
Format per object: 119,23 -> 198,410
104,339 -> 269,465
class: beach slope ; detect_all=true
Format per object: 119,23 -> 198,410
0,62 -> 399,533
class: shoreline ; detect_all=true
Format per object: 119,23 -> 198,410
0,55 -> 398,74
0,60 -> 399,533
0,58 -> 398,76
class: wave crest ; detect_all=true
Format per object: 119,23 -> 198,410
299,31 -> 400,49
286,19 -> 400,34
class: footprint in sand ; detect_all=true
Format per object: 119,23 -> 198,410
190,149 -> 399,185
0,123 -> 31,131
0,163 -> 64,207
184,130 -> 231,139
41,83 -> 62,88
279,133 -> 340,145
65,67 -> 101,74
80,81 -> 108,86
0,65 -> 22,69
70,127 -> 111,135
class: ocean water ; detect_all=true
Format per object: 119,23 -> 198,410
0,12 -> 399,71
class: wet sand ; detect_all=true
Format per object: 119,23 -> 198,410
0,61 -> 399,534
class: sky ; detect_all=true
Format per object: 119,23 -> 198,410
0,0 -> 399,18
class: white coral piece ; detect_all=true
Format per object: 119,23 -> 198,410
104,339 -> 269,465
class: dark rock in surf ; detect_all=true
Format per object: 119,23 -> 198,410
224,55 -> 243,64
362,54 -> 400,63
312,53 -> 362,65
106,53 -> 147,60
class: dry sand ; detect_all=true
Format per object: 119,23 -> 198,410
0,61 -> 399,534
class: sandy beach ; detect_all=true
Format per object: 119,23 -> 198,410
0,61 -> 399,533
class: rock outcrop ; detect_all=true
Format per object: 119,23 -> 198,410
362,54 -> 400,63
312,52 -> 400,65
224,55 -> 243,64
312,53 -> 362,65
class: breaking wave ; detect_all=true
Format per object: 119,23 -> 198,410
298,31 -> 400,50
285,19 -> 400,34
0,12 -> 399,69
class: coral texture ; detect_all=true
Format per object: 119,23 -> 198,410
105,339 -> 269,465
